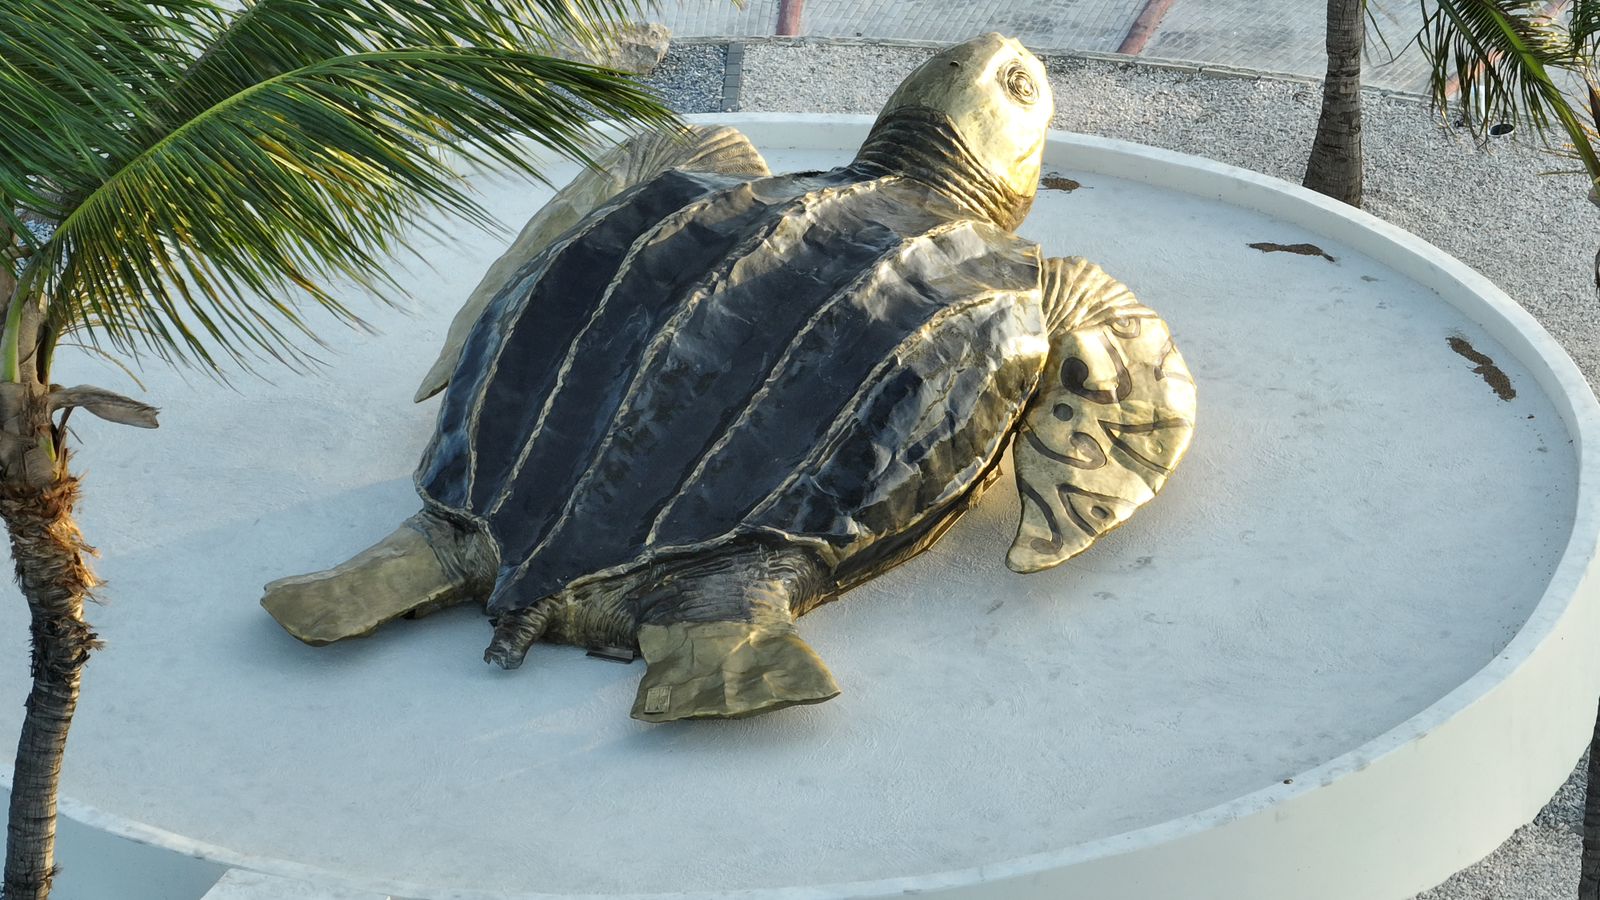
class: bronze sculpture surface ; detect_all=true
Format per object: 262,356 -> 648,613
261,33 -> 1196,723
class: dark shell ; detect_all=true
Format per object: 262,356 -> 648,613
417,166 -> 1048,615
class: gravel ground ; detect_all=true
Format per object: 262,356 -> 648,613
1538,752 -> 1589,835
725,39 -> 1600,900
638,41 -> 727,114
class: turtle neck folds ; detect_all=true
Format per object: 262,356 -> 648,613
852,106 -> 1035,232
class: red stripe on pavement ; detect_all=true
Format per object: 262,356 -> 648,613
1119,0 -> 1179,55
777,0 -> 804,36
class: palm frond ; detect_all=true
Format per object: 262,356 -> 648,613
157,0 -> 655,130
1569,0 -> 1600,57
1420,0 -> 1600,181
1365,2 -> 1401,65
38,46 -> 680,372
54,342 -> 150,391
1421,1 -> 1572,128
0,0 -> 216,224
0,0 -> 212,117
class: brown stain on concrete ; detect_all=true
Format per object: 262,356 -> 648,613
1040,174 -> 1082,192
1448,335 -> 1516,401
1249,241 -> 1336,263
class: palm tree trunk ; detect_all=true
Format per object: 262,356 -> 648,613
1582,696 -> 1600,899
1591,188 -> 1599,290
0,380 -> 97,900
1304,0 -> 1365,206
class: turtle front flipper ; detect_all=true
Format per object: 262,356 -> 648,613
262,511 -> 494,645
414,125 -> 772,402
1007,257 -> 1197,573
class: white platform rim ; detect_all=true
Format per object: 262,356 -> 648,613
31,113 -> 1600,900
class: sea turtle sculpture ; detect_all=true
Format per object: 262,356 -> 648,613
262,33 -> 1197,723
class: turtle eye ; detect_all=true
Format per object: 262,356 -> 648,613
1003,63 -> 1038,104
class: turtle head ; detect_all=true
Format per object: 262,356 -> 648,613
855,33 -> 1053,231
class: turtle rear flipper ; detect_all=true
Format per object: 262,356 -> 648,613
482,601 -> 840,722
481,541 -> 841,721
262,512 -> 493,645
632,620 -> 840,723
627,544 -> 839,722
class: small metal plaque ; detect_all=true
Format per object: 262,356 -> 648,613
643,685 -> 672,715
586,646 -> 637,664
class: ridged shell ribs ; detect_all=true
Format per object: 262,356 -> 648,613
417,166 -> 1049,617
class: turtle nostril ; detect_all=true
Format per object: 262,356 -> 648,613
949,61 -> 960,68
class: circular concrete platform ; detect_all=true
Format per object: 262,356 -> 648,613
4,115 -> 1597,900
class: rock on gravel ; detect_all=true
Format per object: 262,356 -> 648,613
738,38 -> 1600,900
550,21 -> 672,75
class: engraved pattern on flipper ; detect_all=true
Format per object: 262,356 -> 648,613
1020,426 -> 1106,470
1155,337 -> 1195,385
1009,256 -> 1197,571
1101,417 -> 1192,477
1107,315 -> 1142,339
1016,477 -> 1067,556
1060,332 -> 1133,405
1057,483 -> 1138,538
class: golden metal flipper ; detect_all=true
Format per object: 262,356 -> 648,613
1008,257 -> 1197,573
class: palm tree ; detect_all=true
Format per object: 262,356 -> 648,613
0,1 -> 680,896
1305,0 -> 1368,205
1585,711 -> 1600,898
1415,1 -> 1600,285
1408,4 -> 1600,895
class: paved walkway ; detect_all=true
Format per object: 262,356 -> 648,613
652,0 -> 1436,92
